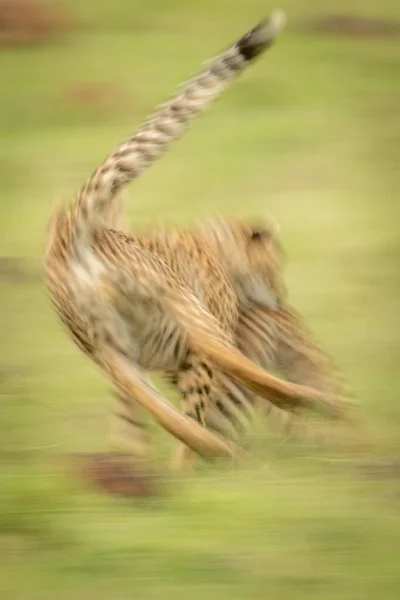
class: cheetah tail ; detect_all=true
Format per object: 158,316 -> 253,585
68,10 -> 286,251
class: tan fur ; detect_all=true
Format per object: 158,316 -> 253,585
166,220 -> 352,469
44,12 -> 350,470
236,301 -> 350,432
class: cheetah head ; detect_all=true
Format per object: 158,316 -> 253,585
197,216 -> 287,309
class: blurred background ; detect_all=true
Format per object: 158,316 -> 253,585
0,0 -> 399,598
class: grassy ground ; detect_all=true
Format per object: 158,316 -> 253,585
1,0 -> 400,598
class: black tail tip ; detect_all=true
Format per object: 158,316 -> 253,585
237,9 -> 287,61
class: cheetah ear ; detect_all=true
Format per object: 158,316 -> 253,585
249,227 -> 273,243
265,213 -> 281,235
249,214 -> 281,242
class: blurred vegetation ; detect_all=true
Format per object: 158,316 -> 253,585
1,0 -> 400,598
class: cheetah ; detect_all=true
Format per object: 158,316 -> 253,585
45,11 -> 350,470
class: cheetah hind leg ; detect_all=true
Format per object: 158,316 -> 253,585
110,390 -> 153,461
98,346 -> 241,464
169,356 -> 245,473
170,354 -> 215,473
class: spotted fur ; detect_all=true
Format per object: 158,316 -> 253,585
163,221 -> 350,469
205,301 -> 350,445
45,12 -> 349,470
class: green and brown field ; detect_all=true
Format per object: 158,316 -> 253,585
1,0 -> 400,598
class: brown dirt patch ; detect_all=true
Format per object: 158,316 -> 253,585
0,257 -> 40,284
357,458 -> 400,480
0,0 -> 71,47
307,14 -> 400,39
63,82 -> 130,115
71,452 -> 164,499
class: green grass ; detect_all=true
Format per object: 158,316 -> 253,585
1,0 -> 400,598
